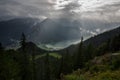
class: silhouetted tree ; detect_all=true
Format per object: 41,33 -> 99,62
31,46 -> 36,80
97,42 -> 108,56
85,44 -> 95,61
111,34 -> 120,52
19,33 -> 31,80
0,49 -> 21,80
0,42 -> 4,52
74,37 -> 84,70
58,52 -> 64,79
59,49 -> 73,75
20,33 -> 26,52
44,53 -> 50,80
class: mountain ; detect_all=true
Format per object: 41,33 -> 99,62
15,26 -> 120,55
0,17 -> 81,49
84,26 -> 120,47
28,18 -> 81,45
0,17 -> 120,50
0,18 -> 42,47
62,26 -> 120,54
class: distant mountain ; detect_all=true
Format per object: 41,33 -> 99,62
84,26 -> 120,47
15,26 -> 120,55
0,17 -> 120,50
62,26 -> 120,54
0,17 -> 81,49
0,18 -> 42,46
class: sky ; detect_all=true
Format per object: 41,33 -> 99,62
0,0 -> 120,21
0,0 -> 120,49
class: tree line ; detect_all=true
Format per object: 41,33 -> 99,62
0,33 -> 120,80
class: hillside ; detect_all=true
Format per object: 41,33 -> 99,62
0,18 -> 42,46
59,27 -> 120,80
62,26 -> 120,54
63,51 -> 120,80
0,26 -> 120,80
0,18 -> 81,49
17,42 -> 48,55
84,26 -> 120,47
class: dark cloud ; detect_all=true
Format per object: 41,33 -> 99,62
0,0 -> 54,20
0,0 -> 120,20
0,0 -> 120,49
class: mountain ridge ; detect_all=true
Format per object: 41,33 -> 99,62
61,26 -> 120,54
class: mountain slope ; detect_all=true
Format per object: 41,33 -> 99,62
62,26 -> 120,54
17,42 -> 48,55
0,18 -> 42,46
84,26 -> 120,47
0,17 -> 120,50
0,18 -> 81,48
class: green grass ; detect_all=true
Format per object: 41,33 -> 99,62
49,53 -> 62,59
63,70 -> 120,80
63,52 -> 120,80
64,74 -> 85,80
34,53 -> 62,60
90,70 -> 120,80
35,54 -> 46,60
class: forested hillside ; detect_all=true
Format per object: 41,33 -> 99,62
0,27 -> 120,80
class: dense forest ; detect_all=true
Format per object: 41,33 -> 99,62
0,27 -> 120,80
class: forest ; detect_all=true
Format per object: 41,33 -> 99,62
0,28 -> 120,80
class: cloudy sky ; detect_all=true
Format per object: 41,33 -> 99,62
0,0 -> 120,49
0,0 -> 120,21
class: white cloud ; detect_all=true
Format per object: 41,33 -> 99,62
96,28 -> 101,33
0,0 -> 120,21
80,27 -> 97,36
0,0 -> 120,37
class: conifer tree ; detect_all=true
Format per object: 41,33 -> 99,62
44,53 -> 50,80
0,42 -> 4,52
32,46 -> 36,80
20,33 -> 26,52
85,44 -> 95,62
74,37 -> 84,70
58,53 -> 64,79
20,33 -> 30,80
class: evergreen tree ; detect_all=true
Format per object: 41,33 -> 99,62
106,39 -> 112,52
31,46 -> 36,80
0,43 -> 3,49
63,49 -> 73,74
97,42 -> 108,56
19,33 -> 31,80
59,49 -> 72,75
85,44 -> 95,62
74,37 -> 84,70
0,42 -> 4,52
44,53 -> 50,80
20,33 -> 26,52
58,53 -> 64,79
0,50 -> 21,80
111,34 -> 120,52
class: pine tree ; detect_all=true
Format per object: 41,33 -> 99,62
111,34 -> 120,52
0,42 -> 4,52
85,44 -> 95,61
20,33 -> 26,52
44,53 -> 50,80
32,46 -> 36,80
19,33 -> 31,80
74,37 -> 84,70
63,49 -> 73,74
58,53 -> 64,79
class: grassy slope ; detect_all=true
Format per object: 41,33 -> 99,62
35,53 -> 62,60
63,52 -> 120,80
